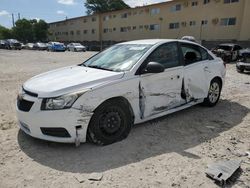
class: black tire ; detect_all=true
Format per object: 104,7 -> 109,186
203,78 -> 222,107
87,99 -> 132,145
237,67 -> 244,73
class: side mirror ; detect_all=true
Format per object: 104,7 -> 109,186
143,62 -> 165,74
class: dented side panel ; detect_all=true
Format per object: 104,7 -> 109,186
183,61 -> 210,101
139,67 -> 186,118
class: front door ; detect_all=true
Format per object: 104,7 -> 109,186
139,42 -> 185,119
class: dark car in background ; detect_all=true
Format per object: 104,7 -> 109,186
33,42 -> 48,50
0,40 -> 9,49
236,48 -> 250,73
212,44 -> 242,63
47,42 -> 66,52
6,39 -> 22,50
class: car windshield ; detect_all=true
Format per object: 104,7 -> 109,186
82,44 -> 152,72
73,43 -> 81,46
217,45 -> 233,51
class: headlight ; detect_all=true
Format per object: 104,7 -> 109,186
41,93 -> 82,110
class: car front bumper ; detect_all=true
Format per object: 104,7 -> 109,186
236,62 -> 250,69
16,95 -> 93,143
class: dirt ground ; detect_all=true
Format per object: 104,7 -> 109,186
0,49 -> 249,188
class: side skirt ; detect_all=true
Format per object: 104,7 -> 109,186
136,99 -> 204,124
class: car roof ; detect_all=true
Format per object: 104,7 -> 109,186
119,39 -> 197,45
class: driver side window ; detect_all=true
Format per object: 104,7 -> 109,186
146,42 -> 180,69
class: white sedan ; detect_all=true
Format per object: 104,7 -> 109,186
67,43 -> 86,52
16,39 -> 226,146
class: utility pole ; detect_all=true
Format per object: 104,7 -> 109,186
18,13 -> 21,20
12,13 -> 15,27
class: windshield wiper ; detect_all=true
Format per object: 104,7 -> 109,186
87,65 -> 114,71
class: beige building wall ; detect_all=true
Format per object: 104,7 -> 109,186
240,0 -> 250,40
49,14 -> 100,42
48,0 -> 250,42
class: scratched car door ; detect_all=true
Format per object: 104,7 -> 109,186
139,42 -> 185,119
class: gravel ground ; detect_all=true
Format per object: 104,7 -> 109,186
0,49 -> 249,188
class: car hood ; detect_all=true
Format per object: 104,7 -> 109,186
23,65 -> 125,97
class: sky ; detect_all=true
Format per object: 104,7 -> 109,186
0,0 -> 168,28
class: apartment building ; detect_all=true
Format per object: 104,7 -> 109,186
49,0 -> 250,46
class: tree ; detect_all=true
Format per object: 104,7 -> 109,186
12,18 -> 49,42
0,25 -> 12,39
84,0 -> 130,14
12,19 -> 34,42
33,20 -> 49,42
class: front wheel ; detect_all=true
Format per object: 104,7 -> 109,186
237,66 -> 244,73
203,79 -> 222,107
87,100 -> 132,145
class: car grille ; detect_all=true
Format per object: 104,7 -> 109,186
17,98 -> 34,112
40,128 -> 71,138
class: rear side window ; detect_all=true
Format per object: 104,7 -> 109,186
181,43 -> 202,65
146,42 -> 180,69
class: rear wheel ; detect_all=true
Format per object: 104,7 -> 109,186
87,100 -> 132,145
203,78 -> 222,107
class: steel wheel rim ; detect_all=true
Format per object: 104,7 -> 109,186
208,82 -> 220,103
99,110 -> 122,135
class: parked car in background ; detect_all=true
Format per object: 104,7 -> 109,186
181,36 -> 197,43
236,48 -> 250,73
16,39 -> 226,146
33,42 -> 48,51
47,42 -> 66,52
67,43 -> 86,52
6,39 -> 22,50
25,43 -> 35,50
212,44 -> 242,63
0,40 -> 9,49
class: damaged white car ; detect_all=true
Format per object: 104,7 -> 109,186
16,39 -> 226,146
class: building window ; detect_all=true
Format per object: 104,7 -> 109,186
83,30 -> 88,34
169,22 -> 180,29
201,20 -> 208,25
121,13 -> 128,18
204,0 -> 210,4
76,30 -> 81,35
190,21 -> 196,26
113,27 -> 116,31
224,0 -> 239,3
92,17 -> 96,22
83,18 -> 87,23
139,10 -> 144,14
171,4 -> 181,12
103,15 -> 109,21
150,24 -> 160,31
70,31 -> 74,35
92,29 -> 96,34
103,28 -> 109,33
133,11 -> 137,15
139,25 -> 143,30
191,1 -> 198,6
220,17 -> 236,26
151,8 -> 160,15
132,26 -> 137,30
120,27 -> 127,32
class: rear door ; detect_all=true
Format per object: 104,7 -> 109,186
180,42 -> 210,101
